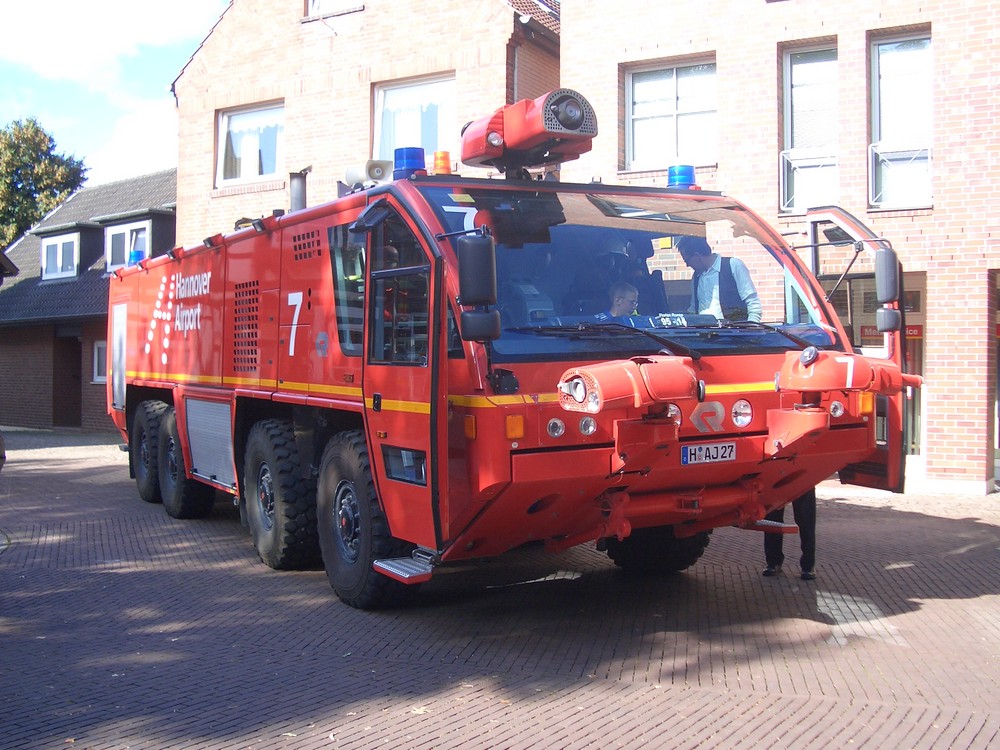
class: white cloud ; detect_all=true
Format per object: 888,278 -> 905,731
1,1 -> 230,93
0,1 -> 230,185
85,99 -> 181,185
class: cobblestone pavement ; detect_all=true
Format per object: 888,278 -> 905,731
1,429 -> 999,749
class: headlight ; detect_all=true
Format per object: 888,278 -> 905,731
547,418 -> 566,438
666,403 -> 682,425
732,399 -> 753,428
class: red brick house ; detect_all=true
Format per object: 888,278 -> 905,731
171,0 -> 560,246
556,0 -> 999,493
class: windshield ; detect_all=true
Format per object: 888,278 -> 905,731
419,183 -> 839,361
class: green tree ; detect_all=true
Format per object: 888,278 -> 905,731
0,118 -> 87,251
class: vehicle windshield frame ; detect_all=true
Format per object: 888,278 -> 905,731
416,180 -> 841,362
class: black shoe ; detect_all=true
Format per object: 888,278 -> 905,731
800,569 -> 816,581
762,565 -> 782,577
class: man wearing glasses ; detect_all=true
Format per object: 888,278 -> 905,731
677,236 -> 761,323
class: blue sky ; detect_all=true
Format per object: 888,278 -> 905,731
1,1 -> 231,185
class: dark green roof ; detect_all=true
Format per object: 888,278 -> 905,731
0,169 -> 176,326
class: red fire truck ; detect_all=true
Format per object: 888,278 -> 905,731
109,89 -> 919,608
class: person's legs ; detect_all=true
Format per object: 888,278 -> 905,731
791,489 -> 817,575
763,506 -> 785,573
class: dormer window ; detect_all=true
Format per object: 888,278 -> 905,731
40,232 -> 79,280
106,220 -> 150,271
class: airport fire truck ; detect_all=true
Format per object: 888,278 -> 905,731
109,89 -> 920,609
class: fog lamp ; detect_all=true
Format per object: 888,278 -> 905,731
732,399 -> 753,428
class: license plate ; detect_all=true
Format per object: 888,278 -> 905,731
681,442 -> 736,465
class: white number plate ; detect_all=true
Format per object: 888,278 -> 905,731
681,442 -> 736,465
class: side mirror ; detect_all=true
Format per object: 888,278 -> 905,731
875,247 -> 899,304
349,198 -> 391,234
457,234 -> 499,341
876,307 -> 901,333
461,310 -> 501,341
458,234 -> 497,306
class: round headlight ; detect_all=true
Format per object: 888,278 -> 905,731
586,390 -> 601,413
487,131 -> 504,147
547,418 -> 566,438
732,399 -> 753,428
579,416 -> 597,435
830,400 -> 845,418
666,403 -> 682,425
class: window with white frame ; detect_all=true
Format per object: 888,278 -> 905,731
373,76 -> 455,163
105,220 -> 150,271
870,35 -> 932,208
216,103 -> 284,186
40,232 -> 78,280
780,47 -> 838,212
626,62 -> 717,171
93,340 -> 107,383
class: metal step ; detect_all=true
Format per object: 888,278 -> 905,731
373,555 -> 434,584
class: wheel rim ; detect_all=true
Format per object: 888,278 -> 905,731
138,430 -> 151,479
255,464 -> 275,531
333,480 -> 360,563
164,435 -> 178,483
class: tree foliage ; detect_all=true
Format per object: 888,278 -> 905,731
0,119 -> 87,251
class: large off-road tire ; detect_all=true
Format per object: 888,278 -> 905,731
131,401 -> 167,504
243,419 -> 318,570
316,430 -> 415,609
605,526 -> 711,575
158,407 -> 215,519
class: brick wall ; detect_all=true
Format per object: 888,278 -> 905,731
560,0 -> 1000,491
81,320 -> 116,432
174,0 -> 558,247
0,326 -> 54,429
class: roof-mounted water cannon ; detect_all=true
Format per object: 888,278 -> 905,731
461,88 -> 598,177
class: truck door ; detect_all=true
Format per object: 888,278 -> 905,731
358,200 -> 443,548
805,207 -> 909,492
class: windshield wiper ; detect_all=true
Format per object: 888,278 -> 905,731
718,320 -> 812,349
510,322 -> 702,360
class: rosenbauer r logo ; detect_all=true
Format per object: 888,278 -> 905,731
146,271 -> 211,365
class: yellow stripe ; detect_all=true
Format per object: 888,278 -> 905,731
448,393 -> 560,408
365,398 -> 431,414
128,371 -> 223,385
280,380 -> 363,397
704,381 -> 775,395
223,376 -> 278,388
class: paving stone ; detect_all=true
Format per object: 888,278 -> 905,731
1,430 -> 999,749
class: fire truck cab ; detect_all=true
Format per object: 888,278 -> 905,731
109,89 -> 918,609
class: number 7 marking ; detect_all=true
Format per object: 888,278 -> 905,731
835,356 -> 855,388
288,291 -> 303,356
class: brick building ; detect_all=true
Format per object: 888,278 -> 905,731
0,171 -> 176,431
168,0 -> 995,492
171,0 -> 560,246
552,0 -> 998,494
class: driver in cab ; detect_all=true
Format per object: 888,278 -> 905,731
595,281 -> 639,321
